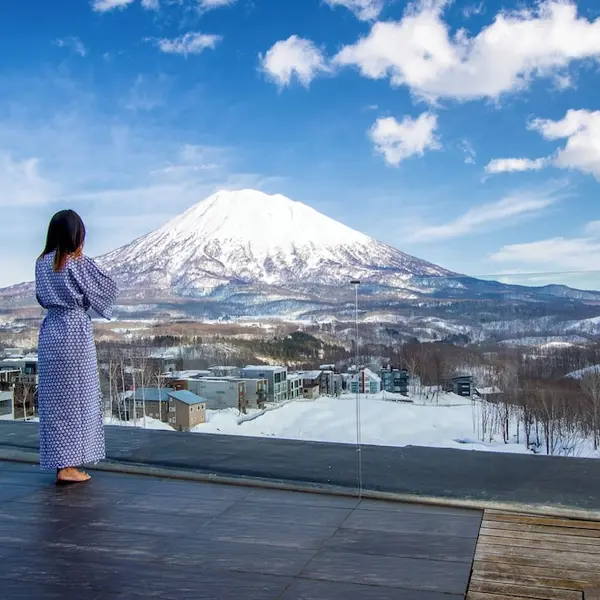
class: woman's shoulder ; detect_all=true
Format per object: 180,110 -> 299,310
67,253 -> 96,271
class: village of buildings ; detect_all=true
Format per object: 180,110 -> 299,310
0,348 -> 481,433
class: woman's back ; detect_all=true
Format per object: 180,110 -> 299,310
36,253 -> 116,319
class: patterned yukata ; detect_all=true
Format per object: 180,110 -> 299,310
35,253 -> 118,470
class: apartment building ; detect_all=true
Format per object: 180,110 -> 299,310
241,366 -> 287,403
287,373 -> 302,400
166,390 -> 206,431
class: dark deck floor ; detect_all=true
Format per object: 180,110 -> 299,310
0,461 -> 481,599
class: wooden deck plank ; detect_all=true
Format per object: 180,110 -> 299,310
585,589 -> 600,600
469,579 -> 582,599
476,546 -> 600,572
480,527 -> 600,550
485,512 -> 600,531
467,593 -> 546,600
482,520 -> 600,538
479,532 -> 600,555
471,560 -> 591,591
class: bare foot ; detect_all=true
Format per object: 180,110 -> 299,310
56,467 -> 91,483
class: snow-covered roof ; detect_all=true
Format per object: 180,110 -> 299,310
477,386 -> 503,395
298,371 -> 322,380
243,365 -> 286,372
165,370 -> 211,379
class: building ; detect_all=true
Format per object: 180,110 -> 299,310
129,388 -> 170,421
287,373 -> 302,400
0,355 -> 39,419
241,366 -> 287,403
380,368 -> 409,396
163,375 -> 269,411
240,378 -> 269,408
319,370 -> 336,395
349,368 -> 381,395
126,387 -> 206,431
332,374 -> 343,396
443,375 -> 474,397
166,390 -> 206,431
185,378 -> 245,410
298,371 -> 321,399
0,390 -> 13,420
208,366 -> 241,378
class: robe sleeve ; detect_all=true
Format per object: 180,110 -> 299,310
70,256 -> 118,320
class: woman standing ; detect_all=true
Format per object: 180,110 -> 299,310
36,210 -> 118,483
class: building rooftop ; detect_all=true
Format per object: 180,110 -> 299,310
242,365 -> 286,372
297,370 -> 322,380
166,389 -> 206,406
163,370 -> 212,379
131,388 -> 170,402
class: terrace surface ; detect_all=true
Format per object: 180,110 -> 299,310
3,424 -> 600,598
0,461 -> 479,600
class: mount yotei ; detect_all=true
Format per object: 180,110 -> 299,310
1,189 -> 600,343
99,189 -> 452,295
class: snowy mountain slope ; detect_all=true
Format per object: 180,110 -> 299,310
99,189 -> 453,295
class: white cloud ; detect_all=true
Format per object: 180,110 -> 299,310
532,110 -> 600,180
324,0 -> 387,21
260,36 -> 329,88
485,110 -> 600,180
0,154 -> 56,207
490,237 -> 600,272
459,140 -> 476,165
485,157 -> 548,174
584,221 -> 600,236
197,0 -> 237,11
155,32 -> 222,56
93,0 -> 161,11
369,112 -> 440,166
332,1 -> 600,101
55,37 -> 87,57
462,1 -> 484,19
408,190 -> 560,242
91,0 -> 135,12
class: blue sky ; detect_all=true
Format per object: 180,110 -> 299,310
0,0 -> 599,289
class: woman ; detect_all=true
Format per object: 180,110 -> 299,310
36,210 -> 118,483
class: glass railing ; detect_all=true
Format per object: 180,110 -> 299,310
1,270 -> 599,499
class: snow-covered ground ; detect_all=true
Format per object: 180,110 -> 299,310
20,391 -> 600,458
191,392 -> 539,455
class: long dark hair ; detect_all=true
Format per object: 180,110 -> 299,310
40,210 -> 86,272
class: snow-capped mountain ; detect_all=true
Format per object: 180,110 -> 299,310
2,189 -> 600,338
100,189 -> 453,296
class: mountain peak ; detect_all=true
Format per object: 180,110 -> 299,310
164,189 -> 371,251
100,189 -> 453,294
